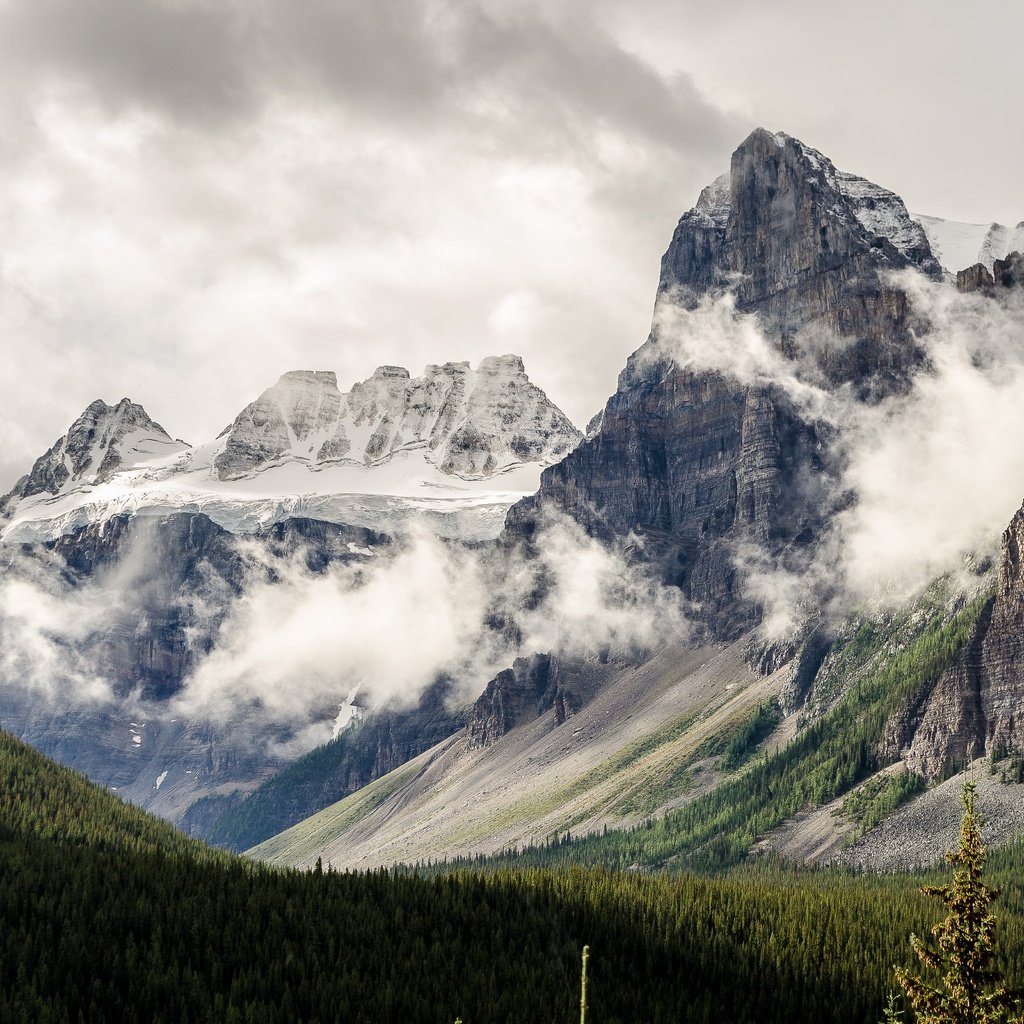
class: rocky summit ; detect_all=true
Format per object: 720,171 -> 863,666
507,129 -> 946,638
1,398 -> 187,515
212,355 -> 581,481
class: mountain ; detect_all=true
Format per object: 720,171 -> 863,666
6,127 -> 1024,875
0,352 -> 580,828
212,356 -> 580,481
244,128 -> 1024,872
0,511 -> 389,824
900,499 -> 1024,779
0,397 -> 187,516
508,128 -> 941,639
0,355 -> 581,545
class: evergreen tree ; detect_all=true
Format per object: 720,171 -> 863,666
894,780 -> 1022,1024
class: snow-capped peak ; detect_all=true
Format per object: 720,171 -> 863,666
2,398 -> 187,510
762,130 -> 933,263
1,356 -> 582,545
210,356 -> 581,482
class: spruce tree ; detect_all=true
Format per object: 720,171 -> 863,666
893,779 -> 1022,1024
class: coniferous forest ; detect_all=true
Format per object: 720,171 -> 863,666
3,729 -> 1024,1023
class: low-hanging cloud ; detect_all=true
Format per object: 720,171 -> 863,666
0,506 -> 689,756
172,512 -> 689,741
174,526 -> 492,727
652,273 -> 1024,635
834,274 -> 1024,601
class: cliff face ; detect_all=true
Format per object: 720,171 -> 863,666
957,250 -> 1024,293
508,129 -> 939,638
663,129 -> 938,388
467,653 -> 573,749
905,505 -> 1024,778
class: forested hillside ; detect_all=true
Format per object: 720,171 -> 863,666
3,728 -> 1024,1023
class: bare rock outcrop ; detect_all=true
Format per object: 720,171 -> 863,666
904,504 -> 1024,777
468,653 -> 574,749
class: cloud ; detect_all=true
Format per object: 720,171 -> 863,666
0,572 -> 113,704
507,512 -> 689,660
649,291 -> 834,422
169,511 -> 688,744
651,275 -> 1024,636
0,0 -> 741,496
833,275 -> 1024,602
174,526 -> 492,726
0,502 -> 687,758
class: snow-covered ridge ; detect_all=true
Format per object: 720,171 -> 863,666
693,173 -> 731,228
210,355 -> 581,482
914,214 -> 1024,276
831,170 -> 932,261
690,131 -> 935,267
1,356 -> 582,544
773,131 -> 933,263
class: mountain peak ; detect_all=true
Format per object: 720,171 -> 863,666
2,397 -> 186,511
649,126 -> 942,394
478,353 -> 526,375
277,369 -> 339,388
212,356 -> 581,482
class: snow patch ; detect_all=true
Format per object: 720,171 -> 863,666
914,214 -> 1024,275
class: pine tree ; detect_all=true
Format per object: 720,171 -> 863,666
893,779 -> 1022,1023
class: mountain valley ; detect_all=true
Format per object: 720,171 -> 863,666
3,126 -> 1024,885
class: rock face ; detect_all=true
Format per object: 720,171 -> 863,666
213,357 -> 582,481
467,653 -> 574,749
904,504 -> 1024,778
508,128 -> 940,637
994,251 -> 1024,289
957,263 -> 996,293
957,251 -> 1024,293
659,129 -> 939,388
1,398 -> 186,513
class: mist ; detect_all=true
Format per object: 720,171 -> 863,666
653,273 -> 1024,634
0,506 -> 689,756
171,512 -> 689,740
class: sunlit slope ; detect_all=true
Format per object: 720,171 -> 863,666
249,640 -> 789,868
250,577 -> 1013,873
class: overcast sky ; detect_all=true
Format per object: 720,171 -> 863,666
1,0 -> 1022,492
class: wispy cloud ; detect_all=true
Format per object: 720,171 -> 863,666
653,274 -> 1024,635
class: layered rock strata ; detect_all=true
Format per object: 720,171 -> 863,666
903,503 -> 1024,777
509,128 -> 940,637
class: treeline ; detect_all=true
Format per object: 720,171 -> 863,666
4,729 -> 1024,1023
477,594 -> 990,872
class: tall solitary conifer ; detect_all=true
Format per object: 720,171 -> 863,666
893,780 -> 1021,1024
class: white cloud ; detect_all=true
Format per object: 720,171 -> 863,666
652,276 -> 1024,635
174,526 -> 491,725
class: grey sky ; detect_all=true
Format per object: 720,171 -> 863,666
1,0 -> 1021,491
